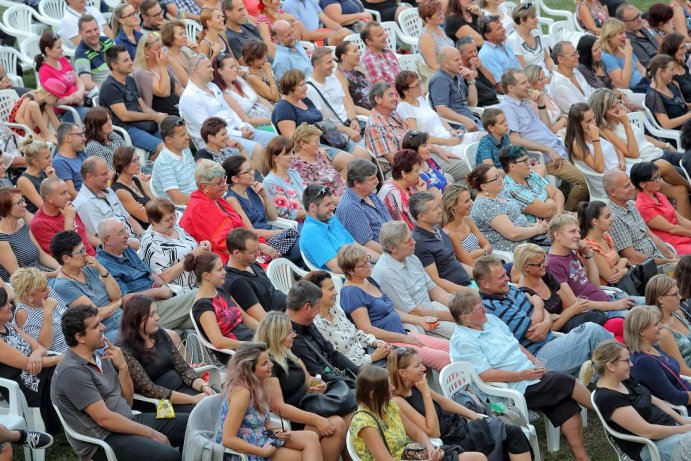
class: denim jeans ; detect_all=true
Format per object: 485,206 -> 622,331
536,322 -> 614,375
102,308 -> 122,343
230,129 -> 275,154
640,431 -> 691,461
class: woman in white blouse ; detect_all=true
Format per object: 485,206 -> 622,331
506,4 -> 555,77
304,270 -> 392,367
139,198 -> 212,293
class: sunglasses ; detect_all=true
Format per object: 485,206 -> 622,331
517,2 -> 533,11
316,186 -> 330,197
192,53 -> 209,69
262,412 -> 285,438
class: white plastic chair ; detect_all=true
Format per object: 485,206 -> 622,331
344,33 -> 365,54
345,430 -> 363,461
266,258 -> 307,294
0,89 -> 34,139
396,53 -> 420,73
37,0 -> 66,34
189,310 -> 236,360
380,22 -> 399,52
572,160 -> 607,202
18,36 -> 40,78
636,103 -> 683,152
184,18 -> 202,44
363,8 -> 381,22
438,362 -> 544,461
112,125 -> 149,165
396,8 -> 422,47
268,217 -> 298,230
591,390 -> 661,461
0,377 -> 47,461
463,141 -> 479,172
0,5 -> 49,48
52,403 -> 117,461
103,0 -> 123,9
0,47 -> 26,88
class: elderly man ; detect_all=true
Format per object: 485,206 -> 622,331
474,254 -> 613,373
449,291 -> 594,461
409,191 -> 473,293
364,82 -> 408,173
31,178 -> 99,256
74,15 -> 115,91
372,221 -> 456,338
271,20 -> 314,80
300,184 -> 379,273
96,218 -> 198,331
458,36 -> 500,107
335,159 -> 391,254
61,0 -> 112,47
428,46 -> 482,133
549,41 -> 596,115
360,21 -> 400,86
604,170 -> 681,267
73,156 -> 144,245
477,16 -> 521,86
617,4 -> 658,68
499,69 -> 588,211
151,116 -> 197,206
179,54 -> 272,173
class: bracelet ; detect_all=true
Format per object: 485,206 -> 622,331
591,140 -> 601,143
537,105 -> 546,109
100,272 -> 108,278
466,79 -> 476,85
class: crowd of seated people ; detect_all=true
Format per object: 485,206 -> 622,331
8,1 -> 691,460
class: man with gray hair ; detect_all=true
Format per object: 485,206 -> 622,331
271,20 -> 313,80
364,82 -> 408,174
335,159 -> 391,254
372,221 -> 456,338
549,41 -> 595,115
73,156 -> 144,249
96,218 -> 198,331
285,280 -> 360,378
617,4 -> 657,68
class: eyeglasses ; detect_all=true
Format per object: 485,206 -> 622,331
513,157 -> 530,164
122,10 -> 140,18
647,173 -> 662,182
106,228 -> 128,238
462,303 -> 485,315
561,51 -> 578,58
70,247 -> 88,256
145,9 -> 164,17
203,176 -> 228,188
614,355 -> 632,363
525,259 -> 546,267
484,174 -> 503,184
624,13 -> 641,22
355,255 -> 372,268
407,83 -> 421,90
316,186 -> 330,197
517,3 -> 533,10
662,290 -> 681,297
13,198 -> 26,206
173,117 -> 186,127
408,130 -> 423,138
69,131 -> 85,137
395,346 -> 411,357
238,169 -> 253,176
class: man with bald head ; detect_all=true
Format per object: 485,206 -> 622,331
604,169 -> 681,269
428,46 -> 483,133
271,20 -> 313,80
31,178 -> 99,257
73,157 -> 144,249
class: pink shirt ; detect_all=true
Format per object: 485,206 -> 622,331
38,57 -> 78,98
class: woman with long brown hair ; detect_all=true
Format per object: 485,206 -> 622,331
111,147 -> 153,228
84,107 -> 127,171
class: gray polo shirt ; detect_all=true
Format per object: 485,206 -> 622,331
50,349 -> 132,460
73,185 -> 132,237
428,69 -> 480,125
371,252 -> 436,312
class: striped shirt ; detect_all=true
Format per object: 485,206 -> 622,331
151,147 -> 197,199
74,37 -> 115,86
0,225 -> 40,282
14,289 -> 69,354
501,172 -> 549,223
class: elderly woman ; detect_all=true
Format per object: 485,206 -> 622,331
626,305 -> 691,409
84,107 -> 127,171
133,32 -> 181,116
441,185 -> 493,267
0,287 -> 61,435
112,147 -> 153,229
272,70 -> 356,173
646,54 -> 691,130
631,162 -> 691,255
338,243 -> 451,372
243,40 -> 280,104
507,4 -> 555,75
161,20 -> 196,87
118,295 -> 215,413
466,164 -> 548,253
0,187 -> 59,282
599,19 -> 649,92
263,136 -> 306,221
49,230 -> 123,342
254,309 -> 349,461
417,0 -> 455,80
139,198 -> 210,293
304,270 -> 391,367
646,274 -> 691,376
514,243 -> 624,340
10,267 -> 68,354
195,116 -> 248,163
378,149 -> 427,230
16,138 -> 54,214
588,340 -> 691,461
292,123 -> 346,199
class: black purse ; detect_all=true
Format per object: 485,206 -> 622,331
299,379 -> 357,416
628,258 -> 657,295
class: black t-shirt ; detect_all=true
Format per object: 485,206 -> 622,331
519,273 -> 563,315
99,75 -> 143,127
225,24 -> 262,61
223,264 -> 287,313
594,380 -> 677,460
272,356 -> 308,407
476,72 -> 500,107
445,14 -> 480,41
192,294 -> 254,363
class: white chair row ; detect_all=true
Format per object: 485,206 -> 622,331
0,377 -> 47,461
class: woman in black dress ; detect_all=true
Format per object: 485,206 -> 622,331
111,146 -> 153,229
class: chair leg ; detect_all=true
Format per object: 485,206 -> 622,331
523,426 -> 542,461
545,418 -> 561,453
581,405 -> 588,430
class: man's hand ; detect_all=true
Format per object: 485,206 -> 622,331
546,149 -> 563,168
520,367 -> 545,380
63,201 -> 77,222
153,113 -> 167,123
103,337 -> 127,370
147,429 -> 170,446
526,320 -> 551,342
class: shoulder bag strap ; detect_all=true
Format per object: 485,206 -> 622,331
306,81 -> 348,125
643,352 -> 690,391
354,409 -> 391,454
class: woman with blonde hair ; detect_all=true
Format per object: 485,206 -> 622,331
588,339 -> 691,461
16,138 -> 54,214
626,305 -> 691,408
599,19 -> 649,92
254,310 -> 349,461
291,123 -> 346,199
10,267 -> 68,354
646,274 -> 691,376
133,32 -> 181,116
514,242 -> 624,340
441,184 -> 493,267
111,2 -> 142,59
216,342 -> 323,460
524,65 -> 565,135
197,8 -> 230,60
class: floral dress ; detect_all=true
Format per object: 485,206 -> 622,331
216,397 -> 271,461
576,0 -> 608,30
263,169 -> 304,220
341,68 -> 372,110
470,196 -> 531,252
377,180 -> 415,230
313,305 -> 380,366
292,152 -> 345,199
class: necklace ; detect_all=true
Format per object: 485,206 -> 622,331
60,268 -> 86,284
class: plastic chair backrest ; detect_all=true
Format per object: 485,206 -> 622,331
344,33 -> 365,54
381,22 -> 399,52
185,18 -> 202,44
52,403 -> 118,461
189,310 -> 235,357
38,0 -> 66,23
397,8 -> 422,39
463,141 -> 479,171
0,89 -> 20,122
2,6 -> 40,41
345,429 -> 363,461
572,159 -> 606,201
397,54 -> 419,73
266,258 -> 307,294
0,48 -> 22,84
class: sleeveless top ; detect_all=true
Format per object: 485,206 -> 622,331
667,312 -> 691,368
8,94 -> 42,137
461,231 -> 480,253
14,289 -> 69,354
0,224 -> 41,282
18,171 -> 47,213
215,397 -> 271,461
111,177 -> 149,228
341,68 -> 372,110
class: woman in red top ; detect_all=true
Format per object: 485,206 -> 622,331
35,32 -> 89,122
632,162 -> 691,254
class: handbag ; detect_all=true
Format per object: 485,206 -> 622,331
305,81 -> 350,149
529,233 -> 551,248
355,410 -> 430,460
628,258 -> 657,295
299,379 -> 357,416
300,331 -> 357,388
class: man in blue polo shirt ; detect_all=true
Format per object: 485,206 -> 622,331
477,16 -> 521,85
335,159 -> 391,255
300,184 -> 379,273
74,15 -> 115,91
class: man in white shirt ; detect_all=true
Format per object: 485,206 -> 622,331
178,54 -> 273,173
548,41 -> 596,115
61,0 -> 112,47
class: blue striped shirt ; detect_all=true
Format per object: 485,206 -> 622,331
335,188 -> 392,245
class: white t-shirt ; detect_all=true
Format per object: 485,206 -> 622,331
61,6 -> 108,44
306,76 -> 348,123
506,30 -> 548,72
396,96 -> 451,139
